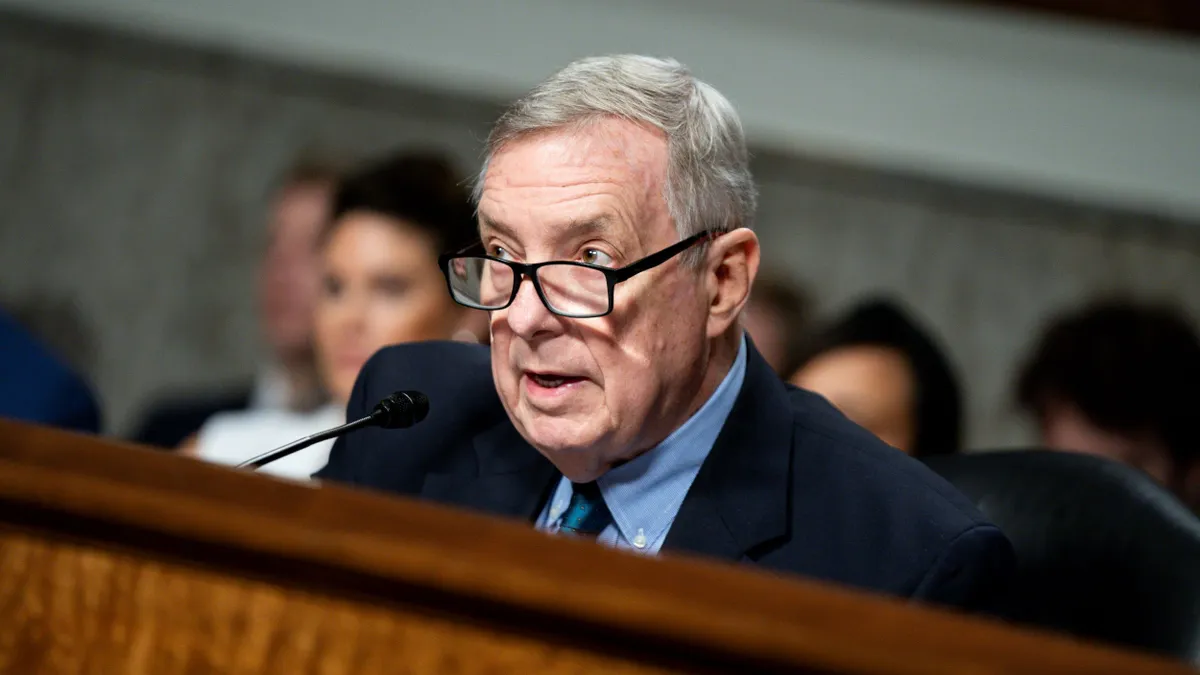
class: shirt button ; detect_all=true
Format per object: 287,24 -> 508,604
632,529 -> 647,549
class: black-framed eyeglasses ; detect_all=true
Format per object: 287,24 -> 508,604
437,230 -> 714,319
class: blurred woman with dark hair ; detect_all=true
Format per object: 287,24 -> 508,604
789,298 -> 963,457
185,150 -> 485,477
1014,298 -> 1200,510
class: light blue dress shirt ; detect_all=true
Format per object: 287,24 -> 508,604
535,335 -> 748,554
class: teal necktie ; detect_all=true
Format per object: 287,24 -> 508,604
558,482 -> 611,538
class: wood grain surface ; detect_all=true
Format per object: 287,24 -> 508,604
0,529 -> 675,675
0,419 -> 1194,674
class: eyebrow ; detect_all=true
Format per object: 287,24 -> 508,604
479,214 -> 612,243
478,213 -> 518,241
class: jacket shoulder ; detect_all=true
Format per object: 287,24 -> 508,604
776,385 -> 1011,601
317,341 -> 504,490
361,341 -> 493,392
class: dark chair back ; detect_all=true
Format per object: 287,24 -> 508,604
923,450 -> 1200,663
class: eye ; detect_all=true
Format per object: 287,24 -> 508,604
374,276 -> 411,297
321,275 -> 343,297
580,248 -> 614,267
489,245 -> 514,261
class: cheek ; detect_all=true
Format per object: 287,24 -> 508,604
637,289 -> 706,367
312,304 -> 333,342
610,272 -> 701,340
597,314 -> 701,415
596,273 -> 704,360
312,299 -> 344,350
328,370 -> 357,403
489,314 -> 519,365
491,342 -> 523,414
372,295 -> 448,345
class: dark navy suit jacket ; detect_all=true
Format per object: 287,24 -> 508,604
317,340 -> 1015,611
0,309 -> 101,433
129,388 -> 252,448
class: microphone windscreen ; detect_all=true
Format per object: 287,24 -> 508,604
373,390 -> 430,429
403,390 -> 430,425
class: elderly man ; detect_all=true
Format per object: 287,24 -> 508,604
317,55 -> 1013,610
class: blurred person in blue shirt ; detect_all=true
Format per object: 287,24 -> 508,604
0,307 -> 101,433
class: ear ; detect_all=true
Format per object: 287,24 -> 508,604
704,228 -> 760,339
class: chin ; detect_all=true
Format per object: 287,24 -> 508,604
513,408 -> 625,481
519,411 -> 603,456
330,373 -> 358,405
330,386 -> 353,408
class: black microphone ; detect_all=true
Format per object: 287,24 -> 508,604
236,390 -> 429,470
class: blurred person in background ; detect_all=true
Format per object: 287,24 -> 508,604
184,151 -> 481,478
741,269 -> 815,378
1015,298 -> 1200,512
130,156 -> 342,448
0,306 -> 102,434
8,293 -> 98,380
790,298 -> 963,457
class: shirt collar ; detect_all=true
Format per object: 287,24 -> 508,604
596,334 -> 748,549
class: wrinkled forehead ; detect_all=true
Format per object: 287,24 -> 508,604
477,121 -> 672,248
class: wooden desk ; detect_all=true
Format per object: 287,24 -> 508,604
0,418 -> 1192,674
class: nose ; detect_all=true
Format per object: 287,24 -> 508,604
333,289 -> 368,339
502,274 -> 562,341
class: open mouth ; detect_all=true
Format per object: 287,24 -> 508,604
526,372 -> 586,389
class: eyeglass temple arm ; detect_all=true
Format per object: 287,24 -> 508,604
611,230 -> 714,282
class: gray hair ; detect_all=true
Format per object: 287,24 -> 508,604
474,55 -> 757,261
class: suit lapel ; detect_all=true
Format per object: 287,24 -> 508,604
664,342 -> 794,561
419,418 -> 560,522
